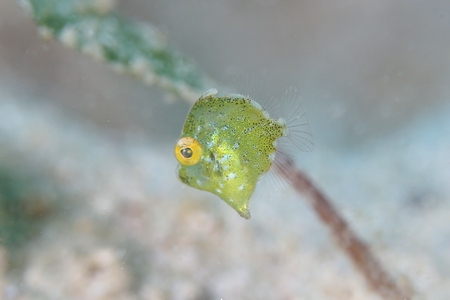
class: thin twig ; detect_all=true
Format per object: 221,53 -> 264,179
281,159 -> 413,300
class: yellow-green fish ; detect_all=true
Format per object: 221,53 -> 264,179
174,88 -> 313,219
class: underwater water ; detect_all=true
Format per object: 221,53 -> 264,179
0,0 -> 449,299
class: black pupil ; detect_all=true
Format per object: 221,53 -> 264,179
181,147 -> 193,158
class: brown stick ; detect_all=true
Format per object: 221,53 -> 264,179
281,159 -> 413,300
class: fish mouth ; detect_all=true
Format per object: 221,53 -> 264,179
176,163 -> 190,184
177,171 -> 189,185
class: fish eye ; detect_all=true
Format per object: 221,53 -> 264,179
175,137 -> 202,166
180,147 -> 193,158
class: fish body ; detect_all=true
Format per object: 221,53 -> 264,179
175,88 -> 311,219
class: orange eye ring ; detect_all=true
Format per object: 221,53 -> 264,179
175,137 -> 203,166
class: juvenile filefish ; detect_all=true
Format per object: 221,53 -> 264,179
174,88 -> 313,219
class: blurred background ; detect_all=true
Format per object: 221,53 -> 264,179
0,0 -> 449,299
